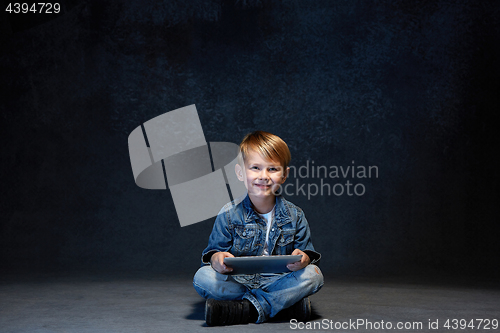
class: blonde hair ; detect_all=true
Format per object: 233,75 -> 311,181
239,131 -> 291,168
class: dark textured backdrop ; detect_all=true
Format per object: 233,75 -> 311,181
1,0 -> 499,278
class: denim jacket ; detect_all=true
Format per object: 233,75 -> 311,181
201,194 -> 321,265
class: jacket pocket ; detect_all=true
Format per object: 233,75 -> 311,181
276,229 -> 294,255
233,226 -> 257,253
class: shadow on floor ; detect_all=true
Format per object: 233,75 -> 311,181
186,300 -> 206,321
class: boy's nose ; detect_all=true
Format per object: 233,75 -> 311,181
259,170 -> 269,179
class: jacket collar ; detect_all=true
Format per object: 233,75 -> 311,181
242,194 -> 292,226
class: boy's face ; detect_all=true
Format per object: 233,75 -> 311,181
236,149 -> 289,200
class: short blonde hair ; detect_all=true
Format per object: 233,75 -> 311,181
239,131 -> 291,168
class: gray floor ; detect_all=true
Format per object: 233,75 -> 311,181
1,271 -> 499,333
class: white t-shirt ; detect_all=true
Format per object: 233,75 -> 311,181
258,206 -> 275,256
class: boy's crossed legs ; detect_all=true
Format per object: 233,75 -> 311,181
193,264 -> 324,324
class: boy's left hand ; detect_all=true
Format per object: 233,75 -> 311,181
286,249 -> 311,271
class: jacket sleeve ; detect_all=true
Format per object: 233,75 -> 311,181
294,209 -> 321,265
200,208 -> 233,265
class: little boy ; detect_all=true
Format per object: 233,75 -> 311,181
193,131 -> 323,326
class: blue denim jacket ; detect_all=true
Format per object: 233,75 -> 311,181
201,194 -> 321,265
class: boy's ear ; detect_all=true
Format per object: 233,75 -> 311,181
281,166 -> 290,182
235,164 -> 244,181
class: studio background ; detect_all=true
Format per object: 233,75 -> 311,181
1,0 -> 499,280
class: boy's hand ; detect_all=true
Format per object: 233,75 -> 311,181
287,249 -> 311,272
210,252 -> 235,274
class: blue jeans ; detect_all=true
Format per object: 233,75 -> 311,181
193,265 -> 324,323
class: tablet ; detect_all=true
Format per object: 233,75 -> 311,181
224,255 -> 302,275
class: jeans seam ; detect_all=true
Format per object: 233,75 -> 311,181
243,293 -> 265,323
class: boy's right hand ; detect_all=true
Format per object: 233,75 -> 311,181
210,252 -> 234,274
